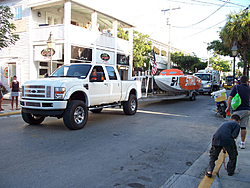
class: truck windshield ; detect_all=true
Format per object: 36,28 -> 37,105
195,74 -> 210,81
51,64 -> 92,78
226,77 -> 233,81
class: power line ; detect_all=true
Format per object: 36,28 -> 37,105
179,19 -> 226,40
214,0 -> 245,7
166,0 -> 237,7
177,4 -> 250,40
173,0 -> 230,28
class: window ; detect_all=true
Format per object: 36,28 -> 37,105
71,46 -> 92,62
117,54 -> 129,65
14,6 -> 22,20
106,66 -> 117,80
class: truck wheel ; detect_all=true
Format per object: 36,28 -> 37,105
221,105 -> 226,118
123,94 -> 137,115
90,108 -> 103,113
21,110 -> 45,125
63,100 -> 88,130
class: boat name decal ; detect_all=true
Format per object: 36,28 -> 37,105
185,77 -> 196,86
171,77 -> 178,86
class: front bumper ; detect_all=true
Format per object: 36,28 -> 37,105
197,87 -> 211,93
20,99 -> 67,110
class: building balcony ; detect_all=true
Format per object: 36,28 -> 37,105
32,24 -> 130,54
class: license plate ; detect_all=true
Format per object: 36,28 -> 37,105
220,103 -> 224,106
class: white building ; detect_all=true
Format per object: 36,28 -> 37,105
149,38 -> 193,70
0,0 -> 134,92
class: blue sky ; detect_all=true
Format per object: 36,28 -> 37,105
83,0 -> 249,60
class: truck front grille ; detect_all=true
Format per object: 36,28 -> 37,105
23,85 -> 52,99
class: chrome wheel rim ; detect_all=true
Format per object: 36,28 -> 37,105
130,99 -> 136,111
74,106 -> 85,124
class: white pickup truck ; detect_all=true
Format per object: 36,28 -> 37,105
20,63 -> 141,130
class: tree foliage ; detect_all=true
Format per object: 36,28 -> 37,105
207,40 -> 231,56
117,29 -> 152,70
209,55 -> 231,72
171,52 -> 206,73
215,9 -> 250,76
0,5 -> 20,50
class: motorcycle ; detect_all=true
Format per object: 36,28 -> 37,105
211,89 -> 227,118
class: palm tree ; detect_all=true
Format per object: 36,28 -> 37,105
220,9 -> 250,76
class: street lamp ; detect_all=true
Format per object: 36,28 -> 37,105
231,40 -> 238,85
47,31 -> 55,74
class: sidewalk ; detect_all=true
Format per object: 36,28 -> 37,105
214,137 -> 250,188
160,127 -> 250,188
0,98 -> 21,117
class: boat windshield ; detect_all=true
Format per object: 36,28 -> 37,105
195,74 -> 210,81
51,64 -> 92,78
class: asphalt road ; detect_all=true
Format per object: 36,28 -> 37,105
0,94 -> 228,188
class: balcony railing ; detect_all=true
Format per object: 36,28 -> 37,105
32,24 -> 130,53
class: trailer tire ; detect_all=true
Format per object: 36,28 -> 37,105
63,100 -> 88,130
189,92 -> 196,101
123,94 -> 137,115
22,110 -> 45,125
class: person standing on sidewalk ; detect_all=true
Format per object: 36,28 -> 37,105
206,114 -> 241,177
225,76 -> 250,149
10,75 -> 20,111
0,81 -> 4,111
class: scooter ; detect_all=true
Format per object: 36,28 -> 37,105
211,89 -> 227,118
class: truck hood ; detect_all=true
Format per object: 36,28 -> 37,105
24,77 -> 86,87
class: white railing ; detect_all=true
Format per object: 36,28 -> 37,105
32,25 -> 130,53
32,24 -> 65,42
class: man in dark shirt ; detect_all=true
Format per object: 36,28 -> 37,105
226,76 -> 250,149
206,114 -> 240,177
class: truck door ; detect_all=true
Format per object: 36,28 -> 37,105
105,66 -> 121,102
88,66 -> 110,105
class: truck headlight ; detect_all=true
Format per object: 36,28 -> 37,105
54,87 -> 66,99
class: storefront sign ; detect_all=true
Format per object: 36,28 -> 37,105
100,53 -> 110,62
41,48 -> 55,57
34,45 -> 62,61
96,50 -> 114,64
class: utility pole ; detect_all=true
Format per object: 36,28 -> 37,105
161,7 -> 180,69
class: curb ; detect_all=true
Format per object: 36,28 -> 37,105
0,110 -> 21,117
198,151 -> 227,188
160,144 -> 226,188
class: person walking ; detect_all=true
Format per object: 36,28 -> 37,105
10,75 -> 20,110
226,76 -> 250,149
206,114 -> 241,177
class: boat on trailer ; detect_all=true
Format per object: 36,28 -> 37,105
154,69 -> 202,93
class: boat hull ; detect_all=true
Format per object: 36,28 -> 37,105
154,75 -> 201,92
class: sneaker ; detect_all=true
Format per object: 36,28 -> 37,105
239,142 -> 245,149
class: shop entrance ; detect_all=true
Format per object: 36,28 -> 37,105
8,63 -> 16,83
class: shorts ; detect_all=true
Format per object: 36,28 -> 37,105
11,91 -> 19,97
0,90 -> 3,99
233,110 -> 250,128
